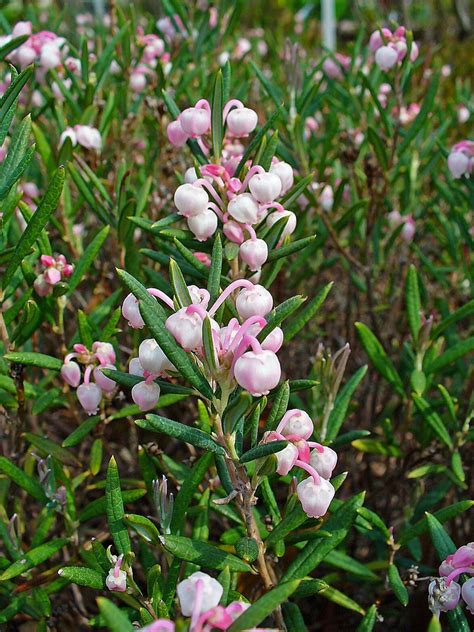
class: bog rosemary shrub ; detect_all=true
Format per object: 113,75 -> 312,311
0,2 -> 472,631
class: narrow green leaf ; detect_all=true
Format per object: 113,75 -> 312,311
326,366 -> 367,440
3,166 -> 65,289
240,441 -> 287,464
3,352 -> 62,371
160,535 -> 252,573
425,337 -> 474,374
207,233 -> 223,304
412,394 -> 453,448
228,581 -> 301,632
355,322 -> 405,397
388,564 -> 409,606
58,566 -> 104,589
356,605 -> 377,632
23,433 -> 80,466
211,70 -> 224,160
0,539 -> 68,581
285,283 -> 333,341
399,501 -> 473,545
67,226 -> 110,294
97,598 -> 134,632
105,457 -> 131,555
170,452 -> 214,534
169,258 -> 192,308
0,456 -> 46,503
406,265 -> 421,342
123,514 -> 160,544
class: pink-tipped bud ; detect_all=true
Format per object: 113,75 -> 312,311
122,293 -> 145,329
297,476 -> 335,518
74,125 -> 102,151
130,71 -> 147,93
77,383 -> 102,415
166,307 -> 204,352
139,339 -> 175,376
236,284 -> 273,320
93,365 -> 116,393
234,349 -> 281,396
375,45 -> 398,71
187,208 -> 218,241
462,578 -> 474,615
177,571 -> 223,617
309,446 -> 338,479
266,210 -> 297,239
248,172 -> 282,204
279,409 -> 313,440
369,28 -> 392,52
167,120 -> 188,147
34,274 -> 51,297
226,107 -> 258,137
61,361 -> 81,387
239,238 -> 268,271
270,161 -> 294,195
179,107 -> 211,137
131,380 -> 161,412
105,561 -> 127,592
401,216 -> 415,242
227,193 -> 260,224
223,220 -> 245,244
174,183 -> 209,218
16,45 -> 37,68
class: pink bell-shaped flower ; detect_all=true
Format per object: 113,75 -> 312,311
297,476 -> 335,518
260,326 -> 284,353
227,193 -> 260,224
428,578 -> 461,616
263,432 -> 298,475
33,274 -> 51,297
166,307 -> 204,352
248,172 -> 282,204
177,571 -> 223,617
92,341 -> 116,365
309,446 -> 338,479
223,220 -> 245,244
270,161 -> 294,195
128,357 -> 145,377
60,361 -> 81,387
74,125 -> 102,151
122,293 -> 145,329
239,238 -> 268,271
375,45 -> 398,71
234,348 -> 281,396
77,382 -> 102,415
167,119 -> 188,147
462,577 -> 474,615
174,183 -> 209,218
187,208 -> 218,241
278,409 -> 313,440
447,151 -> 470,179
93,365 -> 116,393
139,339 -> 174,376
266,209 -> 297,239
105,556 -> 127,592
131,380 -> 161,412
226,107 -> 258,137
179,106 -> 211,138
236,284 -> 273,320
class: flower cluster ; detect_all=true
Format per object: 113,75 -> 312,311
129,28 -> 169,93
1,21 -> 67,72
369,26 -> 419,71
263,409 -> 337,518
139,571 -> 268,632
60,342 -> 117,415
33,254 -> 73,297
387,210 -> 416,243
447,140 -> 474,179
122,279 -> 283,410
59,124 -> 102,151
168,98 -> 295,271
428,543 -> 474,617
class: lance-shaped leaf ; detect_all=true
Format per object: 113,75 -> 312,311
136,414 -> 225,456
3,166 -> 65,290
265,381 -> 290,431
117,269 -> 213,399
326,366 -> 368,441
105,457 -> 131,555
123,514 -> 160,544
355,322 -> 405,397
285,283 -> 333,341
240,440 -> 287,464
3,352 -> 62,371
102,369 -> 194,396
0,35 -> 28,61
170,452 -> 214,534
67,226 -> 110,294
399,500 -> 473,545
228,580 -> 301,631
0,539 -> 68,581
412,394 -> 452,448
425,337 -> 474,375
97,598 -> 134,632
58,566 -> 105,589
0,65 -> 33,145
169,258 -> 192,308
0,457 -> 46,503
79,489 -> 147,523
406,265 -> 421,342
356,605 -> 377,632
160,534 -> 252,573
207,233 -> 223,304
294,579 -> 365,614
258,296 -> 305,342
267,236 -> 316,263
211,70 -> 224,160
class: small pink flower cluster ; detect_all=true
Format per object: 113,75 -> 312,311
1,21 -> 67,71
447,140 -> 474,179
388,210 -> 416,243
369,26 -> 419,72
322,53 -> 351,81
122,280 -> 283,410
129,28 -> 168,93
394,103 -> 421,125
60,342 -> 117,415
168,98 -> 295,270
59,125 -> 102,151
428,543 -> 474,617
263,409 -> 337,518
33,254 -> 73,296
139,571 -> 270,632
